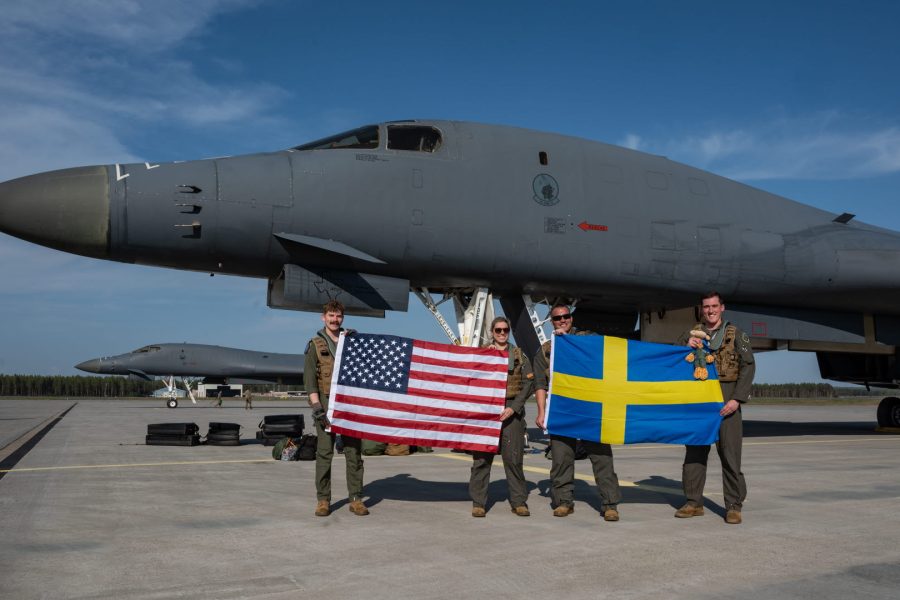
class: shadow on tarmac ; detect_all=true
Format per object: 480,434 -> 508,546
362,472 -> 697,516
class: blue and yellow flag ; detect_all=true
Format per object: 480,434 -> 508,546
546,335 -> 724,445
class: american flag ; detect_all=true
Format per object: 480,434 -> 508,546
326,333 -> 509,453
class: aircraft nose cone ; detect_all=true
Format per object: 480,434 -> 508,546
75,358 -> 105,373
0,165 -> 110,258
75,358 -> 103,373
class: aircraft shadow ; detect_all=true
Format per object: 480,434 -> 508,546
532,472 -> 699,514
361,465 -> 703,516
356,473 -> 470,509
360,473 -> 548,511
744,419 -> 877,437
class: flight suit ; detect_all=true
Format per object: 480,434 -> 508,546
469,345 -> 534,510
677,322 -> 755,511
534,329 -> 622,511
304,328 -> 364,502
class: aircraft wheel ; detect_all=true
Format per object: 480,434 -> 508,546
876,396 -> 900,428
167,398 -> 178,409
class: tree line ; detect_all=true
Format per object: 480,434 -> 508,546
0,376 -> 883,399
0,375 -> 163,397
751,383 -> 881,398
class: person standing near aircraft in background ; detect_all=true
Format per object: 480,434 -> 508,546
243,387 -> 253,410
304,300 -> 368,517
469,316 -> 535,517
534,304 -> 622,521
676,292 -> 755,524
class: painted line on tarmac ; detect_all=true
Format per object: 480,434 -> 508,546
0,403 -> 77,481
0,458 -> 275,473
875,427 -> 900,433
743,437 -> 900,447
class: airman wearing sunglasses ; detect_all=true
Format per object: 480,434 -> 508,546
469,316 -> 535,517
533,304 -> 622,522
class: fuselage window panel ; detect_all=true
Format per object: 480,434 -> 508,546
293,126 -> 380,151
387,126 -> 442,153
133,346 -> 161,354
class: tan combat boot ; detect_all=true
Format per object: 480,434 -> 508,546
349,499 -> 370,516
472,506 -> 486,517
725,510 -> 742,524
511,505 -> 530,517
552,504 -> 574,517
674,503 -> 705,518
603,507 -> 620,522
315,500 -> 331,517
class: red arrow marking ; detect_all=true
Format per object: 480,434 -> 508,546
578,221 -> 608,232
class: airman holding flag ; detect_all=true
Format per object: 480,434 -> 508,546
676,292 -> 755,524
534,304 -> 622,522
469,316 -> 534,517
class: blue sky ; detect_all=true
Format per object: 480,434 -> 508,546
1,1 -> 899,382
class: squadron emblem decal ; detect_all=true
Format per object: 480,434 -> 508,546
532,174 -> 560,206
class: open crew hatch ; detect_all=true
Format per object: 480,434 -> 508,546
387,125 -> 442,152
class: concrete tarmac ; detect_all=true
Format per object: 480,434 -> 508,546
1,399 -> 899,599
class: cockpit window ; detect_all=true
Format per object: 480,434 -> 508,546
387,126 -> 442,152
133,346 -> 161,353
293,125 -> 379,151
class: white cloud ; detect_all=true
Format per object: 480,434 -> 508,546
0,1 -> 259,50
621,113 -> 900,181
0,236 -> 261,296
0,106 -> 140,181
0,0 -> 287,182
619,133 -> 642,150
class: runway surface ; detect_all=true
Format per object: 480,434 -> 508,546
1,399 -> 898,599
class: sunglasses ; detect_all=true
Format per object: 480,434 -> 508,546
493,327 -> 510,333
550,313 -> 572,321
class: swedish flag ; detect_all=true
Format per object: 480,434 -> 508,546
547,335 -> 724,445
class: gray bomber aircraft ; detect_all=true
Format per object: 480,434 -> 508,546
75,343 -> 304,408
1,120 -> 900,426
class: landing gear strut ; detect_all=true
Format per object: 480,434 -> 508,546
413,288 -> 558,359
413,287 -> 495,347
161,375 -> 197,408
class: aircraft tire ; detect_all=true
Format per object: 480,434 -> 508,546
147,423 -> 199,435
167,399 -> 178,409
876,396 -> 900,428
206,439 -> 241,446
146,434 -> 201,446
